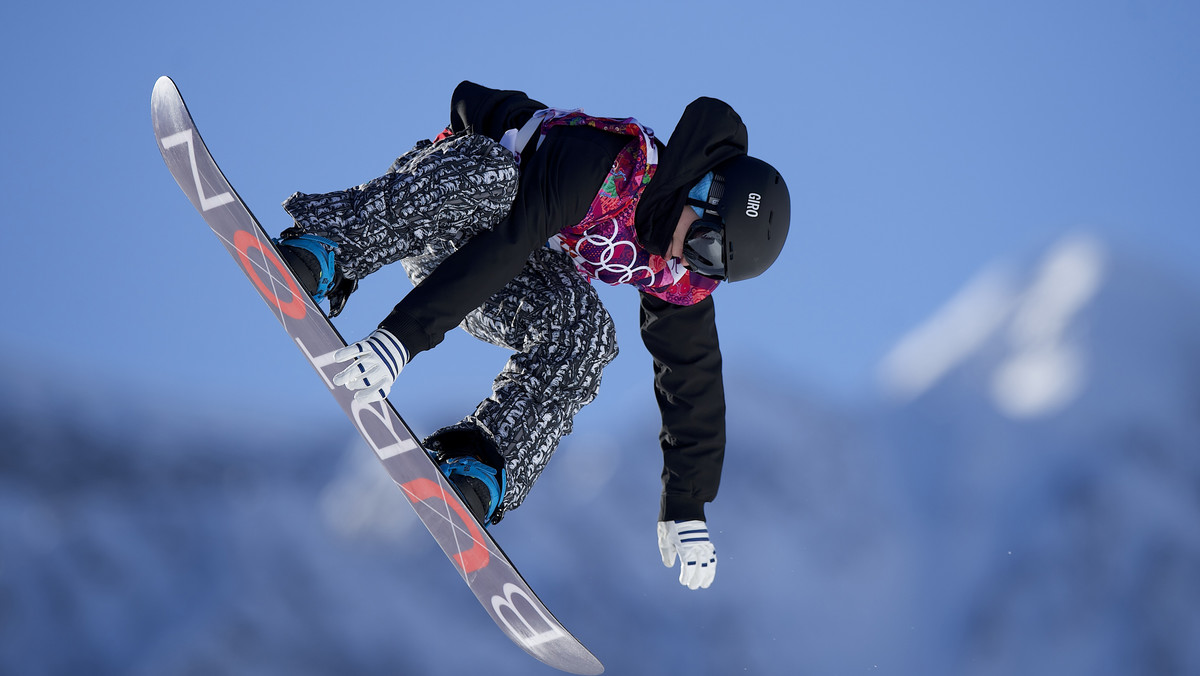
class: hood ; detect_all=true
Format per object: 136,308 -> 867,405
635,97 -> 749,256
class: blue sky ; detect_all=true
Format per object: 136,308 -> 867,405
2,0 -> 1197,426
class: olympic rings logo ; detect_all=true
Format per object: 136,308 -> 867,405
569,219 -> 654,285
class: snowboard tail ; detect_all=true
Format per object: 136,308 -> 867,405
151,75 -> 602,676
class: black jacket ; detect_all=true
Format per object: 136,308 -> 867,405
381,82 -> 743,521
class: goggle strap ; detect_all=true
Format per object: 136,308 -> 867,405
686,197 -> 720,216
707,172 -> 725,205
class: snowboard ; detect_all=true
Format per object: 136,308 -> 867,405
151,75 -> 603,676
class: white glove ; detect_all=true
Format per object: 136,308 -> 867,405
657,520 -> 717,590
332,329 -> 409,403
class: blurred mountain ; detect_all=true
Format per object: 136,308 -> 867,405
875,234 -> 1200,675
2,234 -> 1197,675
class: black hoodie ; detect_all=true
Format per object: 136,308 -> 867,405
380,82 -> 740,522
635,96 -> 749,255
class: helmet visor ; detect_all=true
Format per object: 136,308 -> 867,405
682,218 -> 726,280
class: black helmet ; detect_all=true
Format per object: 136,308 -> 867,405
682,155 -> 791,282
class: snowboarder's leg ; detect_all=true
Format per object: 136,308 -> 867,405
426,248 -> 619,524
276,133 -> 518,313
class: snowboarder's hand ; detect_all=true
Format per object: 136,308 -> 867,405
332,329 -> 408,403
657,520 -> 717,590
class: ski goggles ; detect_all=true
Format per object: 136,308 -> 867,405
682,217 -> 727,280
683,172 -> 728,280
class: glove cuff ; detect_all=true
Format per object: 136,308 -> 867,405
366,328 -> 409,378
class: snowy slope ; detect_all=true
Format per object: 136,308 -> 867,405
3,234 -> 1198,676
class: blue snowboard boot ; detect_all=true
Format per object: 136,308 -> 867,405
274,233 -> 358,317
440,457 -> 505,526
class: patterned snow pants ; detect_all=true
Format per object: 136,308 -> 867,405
280,133 -> 618,522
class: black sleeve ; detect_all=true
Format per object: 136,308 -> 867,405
379,126 -> 623,356
448,81 -> 547,142
639,292 -> 726,522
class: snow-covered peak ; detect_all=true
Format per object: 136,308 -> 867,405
876,233 -> 1183,419
877,262 -> 1020,404
991,234 -> 1104,417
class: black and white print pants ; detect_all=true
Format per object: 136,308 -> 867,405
281,133 -> 618,521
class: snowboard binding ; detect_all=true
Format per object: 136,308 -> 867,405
440,457 -> 506,526
274,233 -> 357,317
425,425 -> 507,526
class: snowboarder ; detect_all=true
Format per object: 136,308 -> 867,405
274,81 -> 790,590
